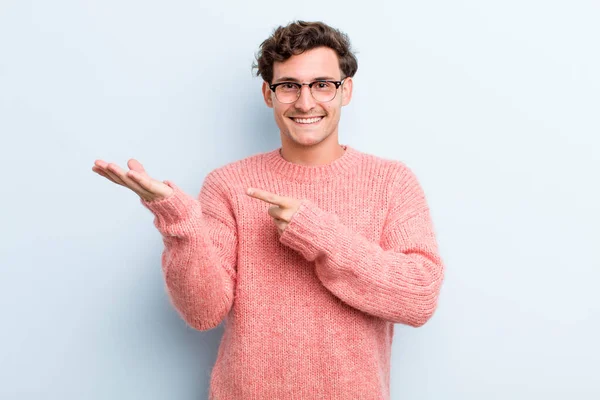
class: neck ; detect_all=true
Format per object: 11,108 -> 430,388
279,137 -> 346,166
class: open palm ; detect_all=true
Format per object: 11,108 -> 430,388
92,158 -> 173,202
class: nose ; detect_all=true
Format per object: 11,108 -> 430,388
294,85 -> 317,112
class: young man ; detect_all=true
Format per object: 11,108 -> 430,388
92,20 -> 444,400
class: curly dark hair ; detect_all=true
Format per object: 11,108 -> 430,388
252,20 -> 358,84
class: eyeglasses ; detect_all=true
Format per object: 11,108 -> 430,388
269,79 -> 346,104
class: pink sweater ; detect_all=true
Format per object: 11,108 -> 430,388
140,144 -> 444,400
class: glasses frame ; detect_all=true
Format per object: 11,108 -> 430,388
269,79 -> 346,104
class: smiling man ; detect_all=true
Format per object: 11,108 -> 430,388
92,20 -> 444,400
261,44 -> 351,163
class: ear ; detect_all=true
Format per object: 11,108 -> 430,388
262,81 -> 274,108
341,77 -> 353,106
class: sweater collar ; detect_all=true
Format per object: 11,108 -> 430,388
263,144 -> 361,183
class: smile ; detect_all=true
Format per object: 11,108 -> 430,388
290,116 -> 324,125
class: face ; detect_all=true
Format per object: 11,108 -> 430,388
261,46 -> 353,148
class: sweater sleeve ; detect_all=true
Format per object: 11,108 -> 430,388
139,171 -> 238,331
278,164 -> 444,327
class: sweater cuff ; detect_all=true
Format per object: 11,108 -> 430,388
139,180 -> 199,227
278,199 -> 338,262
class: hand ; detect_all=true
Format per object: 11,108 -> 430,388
246,188 -> 302,234
92,158 -> 174,202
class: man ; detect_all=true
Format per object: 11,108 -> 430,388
92,20 -> 444,400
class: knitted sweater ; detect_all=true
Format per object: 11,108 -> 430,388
140,144 -> 445,400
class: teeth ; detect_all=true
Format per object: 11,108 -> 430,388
293,117 -> 323,124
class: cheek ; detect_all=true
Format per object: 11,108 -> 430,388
324,106 -> 338,121
275,106 -> 293,122
276,113 -> 288,126
273,107 -> 292,129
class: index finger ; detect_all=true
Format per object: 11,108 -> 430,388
246,188 -> 290,207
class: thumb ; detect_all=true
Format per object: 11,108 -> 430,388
128,158 -> 147,174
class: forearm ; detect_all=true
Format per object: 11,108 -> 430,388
160,231 -> 236,331
280,201 -> 444,327
141,182 -> 237,331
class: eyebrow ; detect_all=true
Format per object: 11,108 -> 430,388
273,76 -> 338,83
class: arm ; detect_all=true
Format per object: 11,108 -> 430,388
278,164 -> 444,327
140,171 -> 238,331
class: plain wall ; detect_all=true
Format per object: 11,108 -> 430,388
1,0 -> 598,399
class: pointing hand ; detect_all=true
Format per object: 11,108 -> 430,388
246,188 -> 302,234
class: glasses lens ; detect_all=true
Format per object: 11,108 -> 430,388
275,83 -> 300,103
311,81 -> 337,102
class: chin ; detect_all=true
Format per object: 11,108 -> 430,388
287,131 -> 329,147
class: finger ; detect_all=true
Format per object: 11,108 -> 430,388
107,164 -> 131,186
101,165 -> 127,187
94,159 -> 111,169
92,166 -> 120,184
127,158 -> 147,174
106,163 -> 152,196
269,204 -> 299,222
268,205 -> 285,220
126,169 -> 168,197
246,188 -> 288,206
124,160 -> 172,198
274,219 -> 287,233
94,160 -> 127,187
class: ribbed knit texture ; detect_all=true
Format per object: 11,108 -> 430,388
140,144 -> 444,400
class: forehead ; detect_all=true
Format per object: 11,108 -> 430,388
272,46 -> 341,82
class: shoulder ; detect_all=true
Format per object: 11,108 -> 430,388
351,147 -> 416,183
351,148 -> 429,214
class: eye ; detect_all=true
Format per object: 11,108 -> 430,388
313,81 -> 334,91
276,83 -> 299,92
